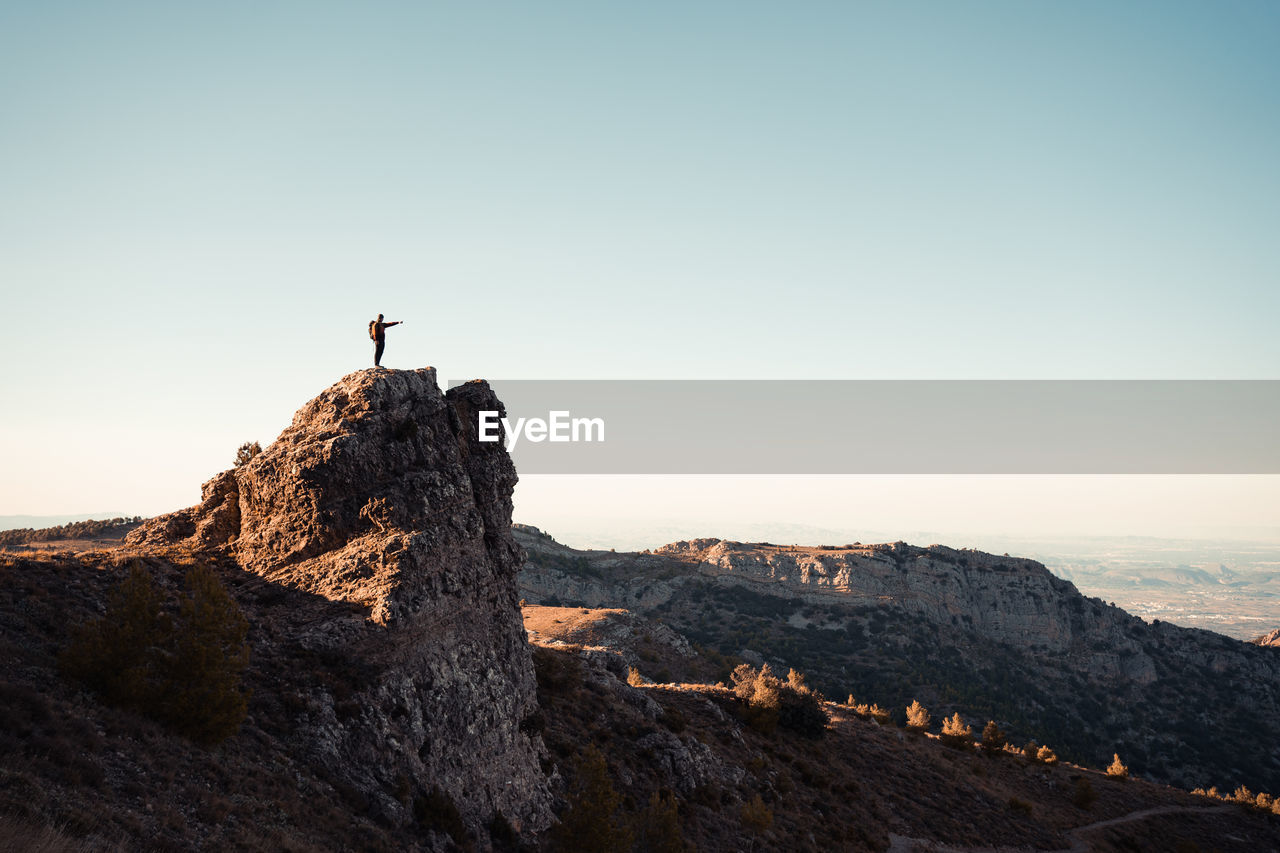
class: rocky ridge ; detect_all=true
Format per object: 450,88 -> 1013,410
516,527 -> 1280,794
517,531 -> 1162,681
128,368 -> 552,835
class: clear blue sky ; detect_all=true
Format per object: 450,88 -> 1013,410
2,1 -> 1278,538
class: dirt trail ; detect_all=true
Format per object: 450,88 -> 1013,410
885,803 -> 1234,853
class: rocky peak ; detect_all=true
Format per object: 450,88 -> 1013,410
130,368 -> 518,627
127,368 -> 551,835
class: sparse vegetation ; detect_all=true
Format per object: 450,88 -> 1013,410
849,697 -> 892,724
906,699 -> 931,732
730,664 -> 828,737
233,441 -> 262,468
740,793 -> 773,833
1036,745 -> 1059,766
635,789 -> 687,853
940,712 -> 973,747
59,561 -> 250,745
982,720 -> 1007,754
1107,753 -> 1130,780
548,746 -> 632,853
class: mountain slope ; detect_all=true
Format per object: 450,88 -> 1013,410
516,526 -> 1280,795
1,368 -> 550,850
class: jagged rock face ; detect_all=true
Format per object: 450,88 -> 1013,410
517,532 -> 1150,674
128,368 -> 552,835
673,541 -> 1090,650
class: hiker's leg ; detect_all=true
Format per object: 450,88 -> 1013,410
375,339 -> 384,366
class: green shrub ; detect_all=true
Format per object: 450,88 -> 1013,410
634,790 -> 686,853
740,794 -> 773,834
60,561 -> 250,745
549,746 -> 632,853
981,720 -> 1007,755
160,563 -> 251,743
61,562 -> 168,707
730,664 -> 828,737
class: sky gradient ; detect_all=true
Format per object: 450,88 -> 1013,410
2,2 -> 1278,543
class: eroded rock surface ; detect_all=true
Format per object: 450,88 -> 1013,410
128,368 -> 552,836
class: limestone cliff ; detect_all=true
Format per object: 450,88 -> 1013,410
517,529 -> 1280,793
128,368 -> 552,835
517,533 -> 1156,679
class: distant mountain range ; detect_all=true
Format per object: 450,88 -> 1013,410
515,524 -> 1280,796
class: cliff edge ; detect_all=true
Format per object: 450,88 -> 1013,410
128,367 -> 552,835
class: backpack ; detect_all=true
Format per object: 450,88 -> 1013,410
368,320 -> 378,341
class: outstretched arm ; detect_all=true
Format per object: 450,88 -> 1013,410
386,321 -> 402,327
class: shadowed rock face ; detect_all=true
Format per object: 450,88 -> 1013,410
128,368 -> 552,834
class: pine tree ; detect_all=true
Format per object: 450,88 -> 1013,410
549,746 -> 632,852
981,720 -> 1006,754
159,563 -> 251,744
905,699 -> 931,731
941,712 -> 973,746
60,560 -> 251,746
1106,753 -> 1129,780
634,790 -> 686,853
740,794 -> 773,834
60,561 -> 171,708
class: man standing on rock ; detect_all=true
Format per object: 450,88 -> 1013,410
369,314 -> 402,367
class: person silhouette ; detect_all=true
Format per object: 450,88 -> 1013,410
369,313 -> 402,367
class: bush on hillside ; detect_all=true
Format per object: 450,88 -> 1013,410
981,720 -> 1007,755
730,664 -> 828,738
905,700 -> 931,732
234,441 -> 262,468
60,561 -> 250,745
548,746 -> 632,853
940,712 -> 973,748
634,789 -> 688,853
